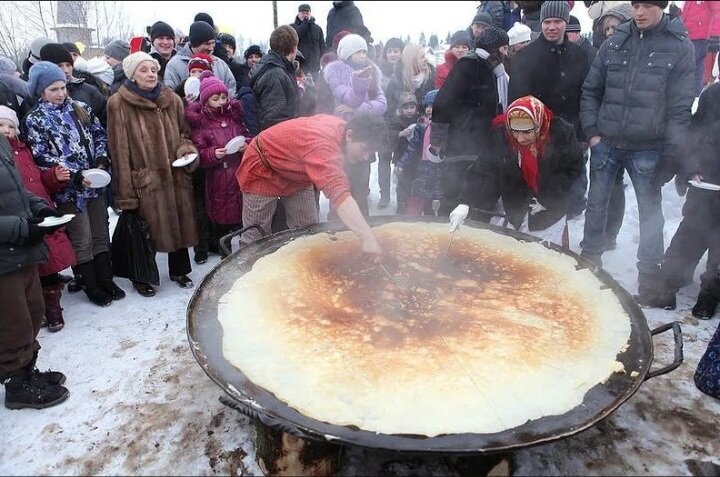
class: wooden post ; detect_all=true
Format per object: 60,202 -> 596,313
272,0 -> 278,29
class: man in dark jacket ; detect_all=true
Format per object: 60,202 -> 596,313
217,33 -> 246,94
103,40 -> 131,96
0,135 -> 69,409
251,26 -> 300,131
39,43 -> 108,127
148,21 -> 177,81
326,1 -> 371,52
580,1 -> 695,301
291,4 -> 324,76
430,29 -> 503,215
567,15 -> 598,65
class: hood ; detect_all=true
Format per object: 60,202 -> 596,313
0,74 -> 30,99
333,1 -> 355,10
598,3 -> 633,24
176,42 -> 195,60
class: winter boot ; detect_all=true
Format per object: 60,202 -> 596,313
94,252 -> 125,300
692,289 -> 719,320
3,374 -> 69,410
41,283 -> 65,332
27,354 -> 66,386
75,261 -> 113,307
67,274 -> 83,293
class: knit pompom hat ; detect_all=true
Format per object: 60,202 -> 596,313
122,52 -> 160,80
0,105 -> 19,128
508,22 -> 532,46
199,75 -> 227,105
188,53 -> 214,73
28,61 -> 66,96
337,34 -> 367,61
540,1 -> 571,23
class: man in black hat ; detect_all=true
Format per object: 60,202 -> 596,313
164,20 -> 236,96
148,21 -> 177,80
580,1 -> 695,303
290,3 -> 324,75
470,12 -> 494,39
566,15 -> 597,65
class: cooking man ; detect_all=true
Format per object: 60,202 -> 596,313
236,113 -> 386,256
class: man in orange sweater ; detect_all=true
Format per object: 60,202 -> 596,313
237,113 -> 385,256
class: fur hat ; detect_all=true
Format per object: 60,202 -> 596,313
28,61 -> 66,96
189,21 -> 216,48
475,27 -> 510,53
244,45 -> 263,60
62,42 -> 80,55
337,34 -> 367,61
188,53 -> 214,73
0,105 -> 19,128
122,52 -> 160,80
199,75 -> 227,105
104,40 -> 131,62
508,22 -> 532,46
217,33 -> 236,51
540,1 -> 571,23
150,21 -> 175,42
39,43 -> 73,66
450,30 -> 473,49
298,4 -> 311,12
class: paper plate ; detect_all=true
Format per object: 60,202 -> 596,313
225,135 -> 246,154
39,214 -> 75,228
82,168 -> 111,188
184,77 -> 200,98
688,179 -> 720,191
172,153 -> 198,168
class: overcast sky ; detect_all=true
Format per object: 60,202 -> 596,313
122,1 -> 595,46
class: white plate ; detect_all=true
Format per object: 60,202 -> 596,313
172,153 -> 198,168
82,169 -> 111,188
184,76 -> 200,98
38,214 -> 75,227
225,135 -> 246,154
688,179 -> 720,191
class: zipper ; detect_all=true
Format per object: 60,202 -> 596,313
619,32 -> 645,136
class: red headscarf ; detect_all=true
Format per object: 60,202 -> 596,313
492,96 -> 554,194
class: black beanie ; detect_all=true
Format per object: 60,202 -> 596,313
475,27 -> 510,53
630,1 -> 668,8
194,12 -> 215,27
189,21 -> 216,48
61,42 -> 80,55
217,33 -> 236,51
39,43 -> 73,66
150,21 -> 175,41
244,45 -> 263,59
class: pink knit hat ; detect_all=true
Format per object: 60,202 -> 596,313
199,75 -> 228,105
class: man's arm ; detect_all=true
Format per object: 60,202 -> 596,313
335,196 -> 381,257
580,42 -> 609,142
661,39 -> 696,162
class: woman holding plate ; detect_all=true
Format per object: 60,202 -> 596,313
107,52 -> 199,296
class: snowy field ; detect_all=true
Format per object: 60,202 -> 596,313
1,159 -> 719,476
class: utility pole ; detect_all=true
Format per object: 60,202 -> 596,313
273,0 -> 278,28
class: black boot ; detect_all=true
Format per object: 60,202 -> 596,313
692,289 -> 719,320
3,374 -> 69,410
27,354 -> 66,386
67,271 -> 83,293
94,252 -> 125,300
75,261 -> 113,306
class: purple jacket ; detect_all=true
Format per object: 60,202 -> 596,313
185,99 -> 250,225
323,60 -> 387,120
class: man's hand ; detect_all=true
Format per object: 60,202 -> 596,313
449,204 -> 469,232
361,237 -> 383,262
215,148 -> 227,159
25,217 -> 60,246
589,136 -> 602,147
37,208 -> 64,218
352,65 -> 373,78
54,165 -> 70,182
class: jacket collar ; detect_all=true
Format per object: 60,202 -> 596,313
117,83 -> 175,109
612,14 -> 687,49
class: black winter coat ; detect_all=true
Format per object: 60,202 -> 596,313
0,136 -> 49,276
509,35 -> 590,140
581,15 -> 695,160
292,16 -> 325,75
250,51 -> 299,131
681,82 -> 720,183
460,117 -> 583,231
225,58 -> 247,95
150,48 -> 176,81
430,53 -> 500,161
67,78 -> 107,128
326,1 -> 370,51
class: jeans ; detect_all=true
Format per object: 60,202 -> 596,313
692,39 -> 709,96
581,141 -> 664,275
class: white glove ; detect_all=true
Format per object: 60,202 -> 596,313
449,204 -> 470,232
529,197 -> 546,216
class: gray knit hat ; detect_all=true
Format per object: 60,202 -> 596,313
540,1 -> 571,23
104,40 -> 130,62
0,56 -> 17,75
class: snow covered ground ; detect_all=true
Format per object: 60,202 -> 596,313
1,161 -> 719,476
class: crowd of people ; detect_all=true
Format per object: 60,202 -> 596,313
1,0 -> 719,411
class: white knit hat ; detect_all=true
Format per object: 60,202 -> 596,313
508,22 -> 532,46
0,105 -> 19,128
337,34 -> 368,62
122,52 -> 160,80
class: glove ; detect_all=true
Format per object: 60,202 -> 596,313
24,218 -> 58,246
36,208 -> 64,218
449,204 -> 469,232
529,197 -> 547,216
94,156 -> 110,170
653,156 -> 676,188
709,36 -> 720,54
674,176 -> 688,197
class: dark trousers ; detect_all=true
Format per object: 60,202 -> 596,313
440,160 -> 474,217
0,266 -> 43,379
168,248 -> 191,277
661,189 -> 720,293
693,39 -> 709,96
329,160 -> 370,218
378,150 -> 393,199
192,170 -> 216,255
58,195 -> 110,264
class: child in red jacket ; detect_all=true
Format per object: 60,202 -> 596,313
0,106 -> 75,332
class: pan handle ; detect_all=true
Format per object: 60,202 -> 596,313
219,395 -> 320,441
218,225 -> 267,257
644,322 -> 683,381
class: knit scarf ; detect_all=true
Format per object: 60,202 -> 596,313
476,48 -> 509,111
492,96 -> 553,194
124,79 -> 163,101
